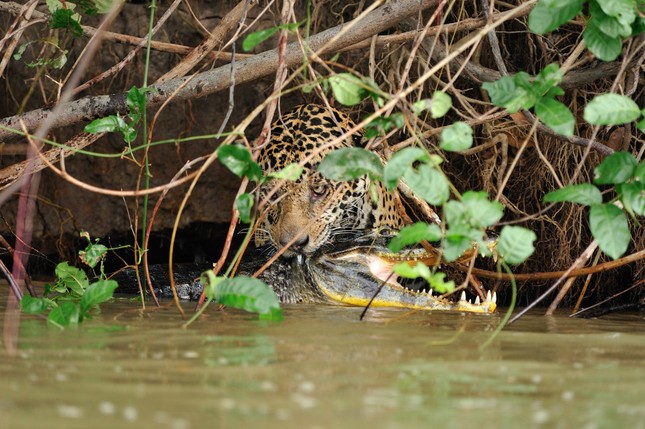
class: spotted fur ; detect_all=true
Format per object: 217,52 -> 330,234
254,104 -> 404,256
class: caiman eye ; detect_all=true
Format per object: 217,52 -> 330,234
310,182 -> 329,198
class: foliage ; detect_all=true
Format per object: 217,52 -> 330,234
21,233 -> 118,328
85,86 -> 152,144
482,63 -> 574,136
202,271 -> 283,321
544,152 -> 643,259
528,0 -> 645,61
242,21 -> 303,51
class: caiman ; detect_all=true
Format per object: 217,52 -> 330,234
116,235 -> 496,314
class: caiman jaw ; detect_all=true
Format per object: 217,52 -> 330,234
309,250 -> 497,314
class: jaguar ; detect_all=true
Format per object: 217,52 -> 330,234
254,104 -> 405,256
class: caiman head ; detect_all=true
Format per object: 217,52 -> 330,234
305,236 -> 497,314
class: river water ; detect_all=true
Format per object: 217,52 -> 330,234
1,288 -> 644,429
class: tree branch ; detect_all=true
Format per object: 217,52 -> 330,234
0,0 -> 437,141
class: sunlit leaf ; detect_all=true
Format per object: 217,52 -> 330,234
618,182 -> 645,216
383,147 -> 428,191
206,276 -> 283,321
48,301 -> 80,327
404,163 -> 450,206
535,98 -> 574,136
583,20 -> 623,61
79,280 -> 118,317
267,163 -> 303,181
328,73 -> 367,106
461,191 -> 504,228
55,262 -> 88,295
388,222 -> 442,253
543,183 -> 603,206
318,147 -> 383,181
584,94 -> 641,125
497,226 -> 536,265
589,203 -> 630,260
235,193 -> 254,223
528,0 -> 584,34
439,121 -> 473,151
21,295 -> 51,315
429,91 -> 452,118
217,145 -> 263,181
594,151 -> 637,185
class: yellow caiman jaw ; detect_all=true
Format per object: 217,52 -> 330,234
309,250 -> 498,314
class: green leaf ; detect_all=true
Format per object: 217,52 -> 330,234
543,183 -> 603,205
429,91 -> 452,118
50,9 -> 83,38
242,22 -> 301,51
427,272 -> 455,294
589,204 -> 630,260
594,151 -> 637,185
235,193 -> 254,223
217,145 -> 263,181
78,242 -> 107,268
242,27 -> 279,51
440,121 -> 473,151
48,301 -> 80,327
318,147 -> 383,181
597,0 -> 636,26
126,86 -> 148,124
328,73 -> 368,106
532,63 -> 564,95
583,20 -> 623,61
404,163 -> 450,206
619,182 -> 645,216
388,222 -> 442,253
528,0 -> 584,34
266,163 -> 304,181
535,98 -> 575,136
496,226 -> 537,265
591,2 -> 633,38
461,191 -> 504,228
635,162 -> 645,182
84,115 -> 128,134
584,94 -> 641,125
442,233 -> 475,262
393,261 -> 431,282
206,276 -> 283,320
55,262 -> 88,295
383,147 -> 428,191
21,295 -> 51,314
482,76 -> 529,113
364,114 -> 405,139
79,280 -> 117,317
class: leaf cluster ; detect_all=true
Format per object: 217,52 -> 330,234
544,152 -> 644,259
20,233 -> 117,327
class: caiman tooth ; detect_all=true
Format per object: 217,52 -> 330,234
428,288 -> 433,297
460,291 -> 466,302
475,296 -> 481,305
486,290 -> 492,302
492,291 -> 497,304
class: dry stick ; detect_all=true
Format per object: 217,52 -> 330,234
545,241 -> 598,315
0,0 -> 37,76
0,258 -> 21,300
194,0 -> 290,309
143,156 -> 210,309
158,0 -> 253,82
507,241 -> 600,324
464,248 -> 644,282
0,0 -> 438,141
0,233 -> 36,297
0,1 -> 248,62
163,1 -> 255,311
66,0 -> 183,96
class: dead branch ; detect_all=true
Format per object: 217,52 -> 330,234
0,0 -> 438,141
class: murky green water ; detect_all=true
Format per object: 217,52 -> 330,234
1,287 -> 644,429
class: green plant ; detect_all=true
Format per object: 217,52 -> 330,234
21,232 -> 118,328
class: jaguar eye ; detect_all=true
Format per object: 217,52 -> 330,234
310,182 -> 328,198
